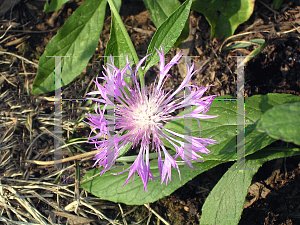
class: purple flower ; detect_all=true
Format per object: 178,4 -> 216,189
85,47 -> 218,191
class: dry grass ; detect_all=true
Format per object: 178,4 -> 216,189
0,44 -> 170,224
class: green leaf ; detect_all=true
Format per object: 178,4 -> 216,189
32,0 -> 107,95
223,39 -> 266,63
163,94 -> 300,161
111,0 -> 122,11
245,40 -> 266,63
107,0 -> 144,86
174,19 -> 189,48
200,160 -> 259,225
81,94 -> 300,205
144,0 -> 192,72
200,147 -> 300,225
143,0 -> 181,28
143,0 -> 189,47
224,39 -> 265,50
105,0 -> 135,84
192,0 -> 255,39
44,0 -> 71,13
245,39 -> 265,45
273,0 -> 283,10
256,101 -> 300,145
117,141 -> 132,159
81,159 -> 223,205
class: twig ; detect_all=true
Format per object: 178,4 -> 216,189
258,0 -> 279,15
125,25 -> 154,35
219,25 -> 300,52
1,74 -> 17,87
147,210 -> 152,225
25,150 -> 99,165
81,200 -> 117,225
281,25 -> 300,34
0,25 -> 12,40
123,206 -> 138,217
118,204 -> 128,225
143,204 -> 170,225
0,51 -> 38,68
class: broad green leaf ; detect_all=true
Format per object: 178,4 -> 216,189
163,94 -> 300,161
143,0 -> 189,48
201,160 -> 260,225
192,0 -> 255,39
144,0 -> 192,72
174,19 -> 189,48
44,0 -> 71,12
105,0 -> 134,84
81,159 -> 223,205
32,0 -> 107,95
143,0 -> 181,28
200,147 -> 300,225
256,102 -> 300,145
81,94 -> 300,205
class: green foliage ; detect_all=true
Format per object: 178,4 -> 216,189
81,157 -> 222,205
37,1 -> 299,223
164,94 -> 300,161
106,0 -> 145,85
245,39 -> 267,63
200,148 -> 300,225
44,0 -> 71,12
144,0 -> 192,72
257,101 -> 300,145
36,0 -> 258,94
223,39 -> 267,63
224,39 -> 265,50
32,0 -> 107,94
273,0 -> 283,10
105,0 -> 135,84
192,0 -> 255,39
143,0 -> 181,28
81,94 -> 300,205
143,0 -> 189,47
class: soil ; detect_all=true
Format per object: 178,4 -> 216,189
0,0 -> 300,224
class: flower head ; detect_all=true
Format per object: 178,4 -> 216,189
85,47 -> 218,191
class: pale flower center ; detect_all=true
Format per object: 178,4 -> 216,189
131,101 -> 158,130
